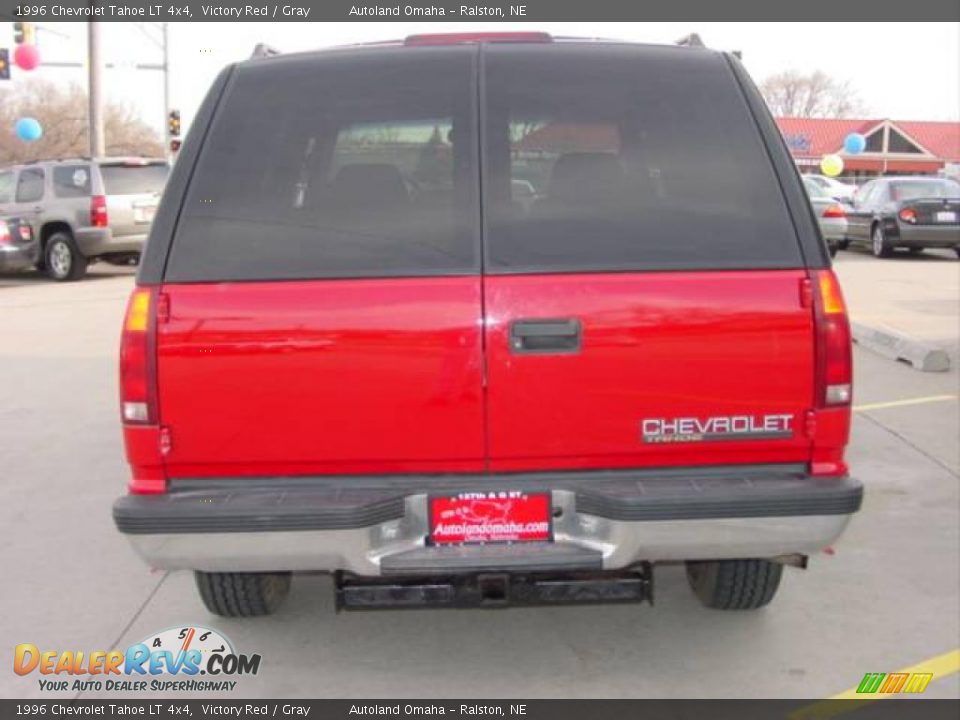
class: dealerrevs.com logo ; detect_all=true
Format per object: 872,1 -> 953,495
14,626 -> 260,693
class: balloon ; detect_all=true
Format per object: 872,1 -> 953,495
15,117 -> 43,142
13,44 -> 40,71
843,133 -> 866,155
820,154 -> 844,177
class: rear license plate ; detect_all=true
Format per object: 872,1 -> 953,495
134,206 -> 157,224
429,491 -> 552,545
935,211 -> 957,223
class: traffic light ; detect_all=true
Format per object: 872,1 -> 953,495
169,139 -> 182,154
13,22 -> 35,46
0,49 -> 9,81
168,110 -> 181,138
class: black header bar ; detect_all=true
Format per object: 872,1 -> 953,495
1,0 -> 959,22
0,700 -> 959,720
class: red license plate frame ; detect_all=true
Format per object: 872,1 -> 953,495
428,491 -> 553,545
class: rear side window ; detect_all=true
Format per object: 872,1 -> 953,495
99,164 -> 169,195
0,171 -> 13,203
167,47 -> 478,282
483,45 -> 802,272
864,183 -> 888,206
15,168 -> 44,203
803,177 -> 829,199
53,165 -> 92,198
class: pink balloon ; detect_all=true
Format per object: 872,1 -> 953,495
14,44 -> 40,72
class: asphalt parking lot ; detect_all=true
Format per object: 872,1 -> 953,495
1,250 -> 957,701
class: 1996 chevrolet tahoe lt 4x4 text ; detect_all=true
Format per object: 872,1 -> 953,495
113,33 -> 863,616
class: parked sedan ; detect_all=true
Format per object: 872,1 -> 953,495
803,177 -> 848,257
805,173 -> 856,203
0,216 -> 38,273
845,177 -> 960,258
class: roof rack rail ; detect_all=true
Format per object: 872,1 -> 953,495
675,33 -> 705,48
404,32 -> 552,46
251,43 -> 281,59
23,156 -> 92,164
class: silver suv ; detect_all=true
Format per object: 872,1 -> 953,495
0,158 -> 169,281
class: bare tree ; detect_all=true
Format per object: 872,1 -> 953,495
0,80 -> 163,164
760,70 -> 867,118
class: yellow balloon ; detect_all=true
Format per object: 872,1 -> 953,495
820,154 -> 844,177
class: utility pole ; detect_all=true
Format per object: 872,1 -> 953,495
162,23 -> 171,159
87,18 -> 105,158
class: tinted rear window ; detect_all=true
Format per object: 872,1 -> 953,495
890,180 -> 960,201
99,164 -> 169,195
483,45 -> 802,272
166,47 -> 478,282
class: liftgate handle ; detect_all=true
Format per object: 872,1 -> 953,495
509,318 -> 582,354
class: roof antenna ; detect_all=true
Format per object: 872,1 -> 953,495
251,43 -> 281,58
675,33 -> 705,48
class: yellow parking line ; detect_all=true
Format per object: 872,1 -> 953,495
853,395 -> 958,412
788,648 -> 960,720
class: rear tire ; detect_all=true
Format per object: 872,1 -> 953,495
45,232 -> 88,281
686,559 -> 783,610
195,571 -> 291,617
871,224 -> 892,258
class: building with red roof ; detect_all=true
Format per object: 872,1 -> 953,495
775,117 -> 960,178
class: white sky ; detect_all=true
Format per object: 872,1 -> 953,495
5,22 -> 960,137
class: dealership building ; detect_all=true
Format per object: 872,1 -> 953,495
775,117 -> 960,179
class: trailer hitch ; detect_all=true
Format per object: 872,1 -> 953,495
335,564 -> 654,611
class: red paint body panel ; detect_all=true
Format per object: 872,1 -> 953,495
155,278 -> 485,477
122,425 -> 166,493
484,271 -> 817,472
809,407 -> 851,476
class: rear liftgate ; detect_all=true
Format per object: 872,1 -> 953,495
335,565 -> 654,611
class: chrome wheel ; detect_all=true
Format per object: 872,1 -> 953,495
44,233 -> 87,281
48,240 -> 72,278
871,225 -> 889,258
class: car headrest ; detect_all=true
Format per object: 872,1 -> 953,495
328,163 -> 409,211
547,152 -> 625,203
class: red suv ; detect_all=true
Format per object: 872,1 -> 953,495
113,34 -> 862,617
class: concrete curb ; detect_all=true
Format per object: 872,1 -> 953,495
851,321 -> 951,372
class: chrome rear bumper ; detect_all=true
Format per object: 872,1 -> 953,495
114,468 -> 862,575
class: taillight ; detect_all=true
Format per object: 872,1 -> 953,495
898,208 -> 917,224
0,221 -> 9,246
91,195 -> 108,227
120,287 -> 158,425
813,270 -> 852,408
822,203 -> 846,218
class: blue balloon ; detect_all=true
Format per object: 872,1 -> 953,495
15,117 -> 43,142
843,132 -> 866,155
